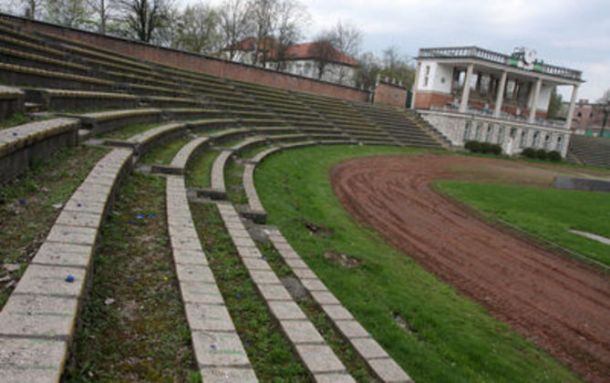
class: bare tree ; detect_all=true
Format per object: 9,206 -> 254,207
218,0 -> 252,61
21,0 -> 45,19
249,0 -> 276,66
87,0 -> 114,33
354,51 -> 381,90
381,46 -> 415,88
599,88 -> 610,137
44,0 -> 93,28
116,0 -> 173,42
271,0 -> 307,71
329,20 -> 362,57
310,33 -> 338,80
173,3 -> 221,54
248,0 -> 308,67
312,20 -> 361,84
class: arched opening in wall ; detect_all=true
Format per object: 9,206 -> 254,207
544,134 -> 551,150
520,130 -> 528,148
557,136 -> 563,152
485,124 -> 493,142
474,122 -> 481,141
463,120 -> 472,141
533,131 -> 540,147
497,125 -> 505,144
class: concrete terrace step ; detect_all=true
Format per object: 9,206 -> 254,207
0,62 -> 113,91
0,148 -> 133,383
76,108 -> 163,135
164,107 -> 225,120
166,136 -> 211,173
216,203 -> 355,382
265,229 -> 413,383
0,117 -> 81,182
166,175 -> 258,382
143,95 -> 206,108
0,33 -> 66,59
0,45 -> 90,75
26,89 -> 139,111
0,85 -> 24,120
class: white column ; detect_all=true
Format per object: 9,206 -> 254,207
564,84 -> 579,130
459,64 -> 474,113
493,71 -> 507,118
410,62 -> 421,109
528,78 -> 542,123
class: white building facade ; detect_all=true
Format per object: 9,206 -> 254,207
411,46 -> 583,157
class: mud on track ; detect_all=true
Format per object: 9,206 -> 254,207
331,155 -> 610,383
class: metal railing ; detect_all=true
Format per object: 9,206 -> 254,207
419,46 -> 582,81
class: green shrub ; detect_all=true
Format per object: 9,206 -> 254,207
464,141 -> 481,153
536,149 -> 548,160
547,151 -> 562,162
521,148 -> 537,159
488,144 -> 502,155
465,141 -> 502,155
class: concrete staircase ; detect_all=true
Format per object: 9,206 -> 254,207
568,135 -> 610,168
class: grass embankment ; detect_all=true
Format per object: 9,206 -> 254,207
255,145 -> 580,383
435,181 -> 610,267
0,146 -> 107,308
66,173 -> 199,382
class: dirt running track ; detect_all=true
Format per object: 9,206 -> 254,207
331,155 -> 610,383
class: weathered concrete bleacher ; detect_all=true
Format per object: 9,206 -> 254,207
0,148 -> 133,382
0,118 -> 80,182
0,85 -> 24,120
0,17 -> 435,381
568,135 -> 610,168
217,203 -> 356,382
166,175 -> 258,382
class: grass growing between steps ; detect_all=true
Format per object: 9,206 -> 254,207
65,174 -> 200,383
186,149 -> 218,188
140,135 -> 193,166
0,145 -> 107,309
256,145 -> 580,383
189,202 -> 309,381
100,122 -> 159,140
435,181 -> 610,268
225,159 -> 247,205
257,241 -> 379,383
0,112 -> 32,130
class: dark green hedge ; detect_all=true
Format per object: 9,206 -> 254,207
521,148 -> 562,162
464,141 -> 502,155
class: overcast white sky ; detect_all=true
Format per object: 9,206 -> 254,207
204,0 -> 609,101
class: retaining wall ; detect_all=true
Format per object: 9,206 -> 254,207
374,82 -> 407,108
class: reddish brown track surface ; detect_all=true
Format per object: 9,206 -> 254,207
331,155 -> 610,383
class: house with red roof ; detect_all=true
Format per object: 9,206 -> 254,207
221,38 -> 358,86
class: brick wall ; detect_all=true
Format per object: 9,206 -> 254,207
414,92 -> 454,109
1,13 -> 370,103
373,82 -> 407,107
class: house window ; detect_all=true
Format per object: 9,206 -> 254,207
423,65 -> 431,87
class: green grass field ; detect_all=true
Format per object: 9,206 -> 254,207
435,181 -> 610,268
255,145 -> 580,383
